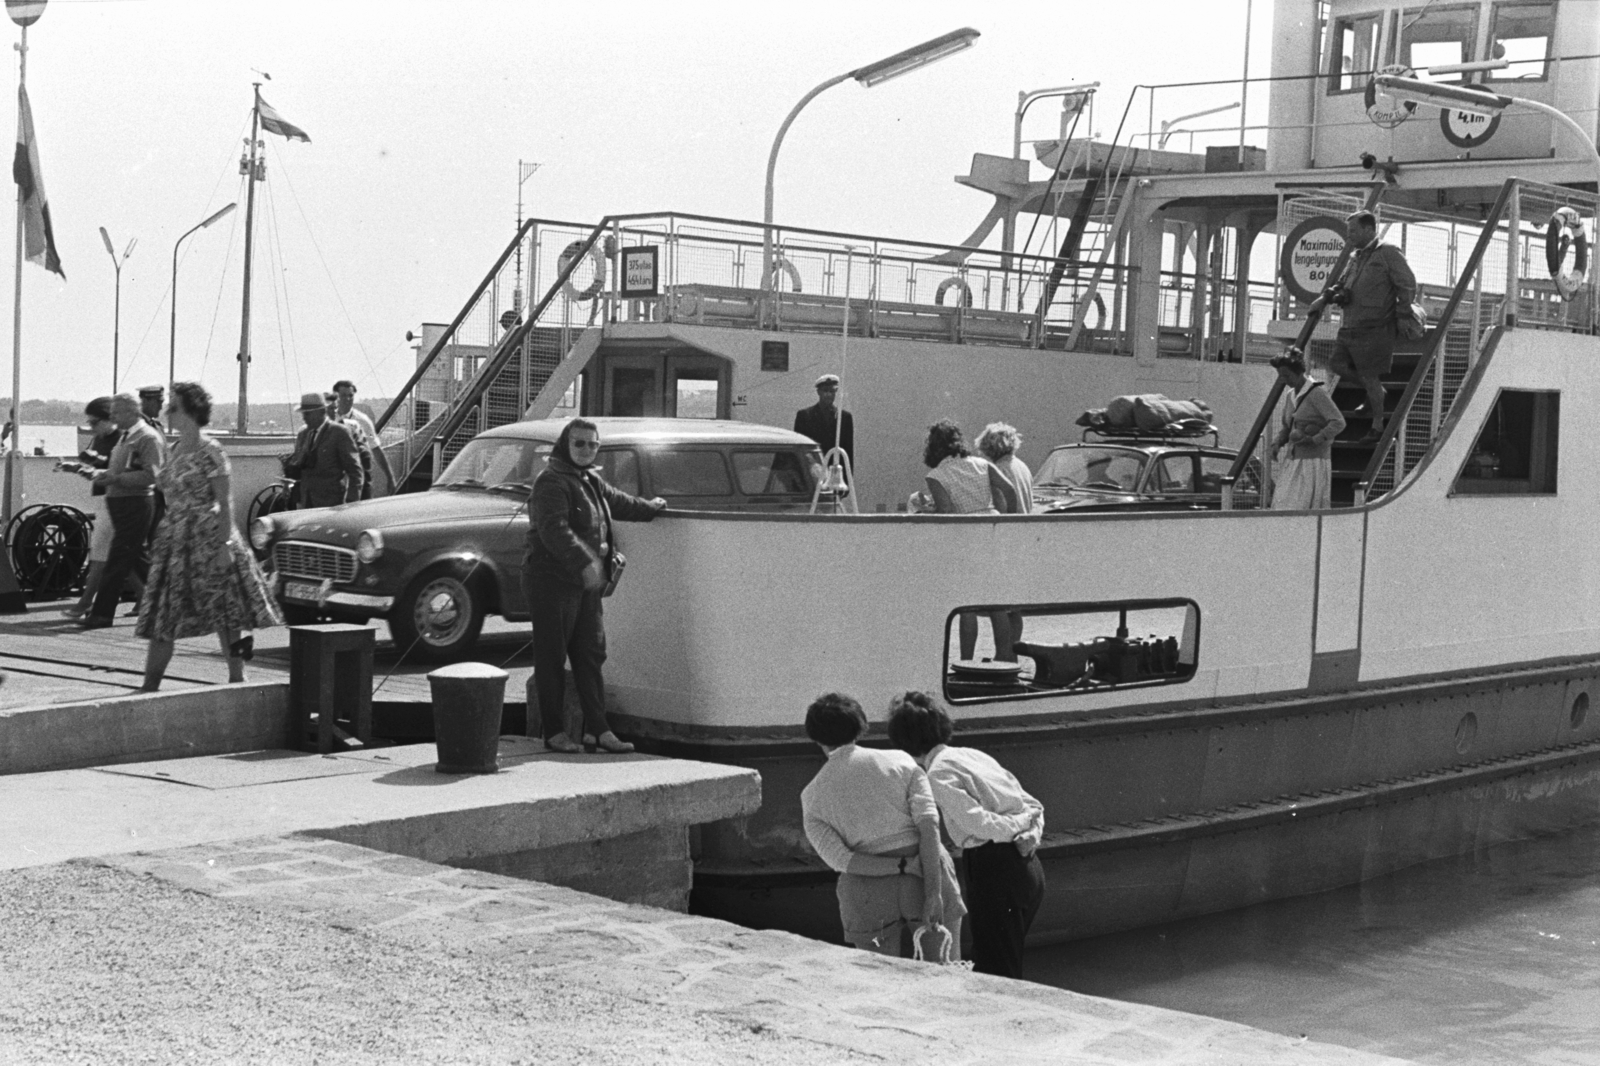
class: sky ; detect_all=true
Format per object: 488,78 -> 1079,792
2,0 -> 1272,411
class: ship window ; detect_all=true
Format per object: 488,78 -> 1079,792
943,598 -> 1199,705
1486,2 -> 1555,81
1452,389 -> 1559,495
1401,4 -> 1481,83
1328,13 -> 1384,93
732,450 -> 818,496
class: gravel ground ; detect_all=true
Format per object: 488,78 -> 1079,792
0,862 -> 869,1066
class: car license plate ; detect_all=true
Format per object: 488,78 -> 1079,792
283,581 -> 322,602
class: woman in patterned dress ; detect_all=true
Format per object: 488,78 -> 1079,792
137,382 -> 282,690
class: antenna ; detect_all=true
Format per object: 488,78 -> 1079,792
252,68 -> 272,81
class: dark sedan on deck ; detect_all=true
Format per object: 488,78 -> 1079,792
1031,435 -> 1262,512
249,417 -> 830,660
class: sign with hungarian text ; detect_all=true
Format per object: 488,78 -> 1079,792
1280,216 -> 1349,304
619,245 -> 659,298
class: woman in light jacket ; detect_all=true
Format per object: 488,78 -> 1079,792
1270,351 -> 1346,510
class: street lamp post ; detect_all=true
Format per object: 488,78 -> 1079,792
762,27 -> 980,303
1372,75 -> 1600,190
99,227 -> 134,392
168,203 -> 236,388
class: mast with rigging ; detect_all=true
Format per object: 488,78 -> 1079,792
235,83 -> 264,435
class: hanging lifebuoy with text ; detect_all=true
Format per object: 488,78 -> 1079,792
1544,206 -> 1588,301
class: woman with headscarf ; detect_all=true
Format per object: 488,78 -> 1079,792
1270,351 -> 1346,510
525,418 -> 666,754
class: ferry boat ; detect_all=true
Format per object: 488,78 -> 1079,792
357,0 -> 1600,943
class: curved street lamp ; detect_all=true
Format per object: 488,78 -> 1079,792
1372,74 -> 1600,189
99,227 -> 135,391
762,27 -> 980,298
168,202 -> 236,388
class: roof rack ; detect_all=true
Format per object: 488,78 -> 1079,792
1080,425 -> 1221,448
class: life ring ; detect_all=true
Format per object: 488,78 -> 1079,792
934,276 -> 973,307
768,255 -> 802,293
1544,206 -> 1588,301
557,240 -> 606,302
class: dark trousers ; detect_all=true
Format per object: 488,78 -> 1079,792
91,496 -> 154,621
964,841 -> 1046,979
524,573 -> 609,740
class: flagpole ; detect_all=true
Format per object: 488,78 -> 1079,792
235,82 -> 262,435
4,22 -> 26,531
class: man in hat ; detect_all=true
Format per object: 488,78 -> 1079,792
81,393 -> 165,628
332,379 -> 393,498
793,374 -> 854,470
1326,209 -> 1416,443
137,385 -> 166,434
283,391 -> 363,508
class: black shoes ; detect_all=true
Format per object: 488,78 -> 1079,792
77,615 -> 113,629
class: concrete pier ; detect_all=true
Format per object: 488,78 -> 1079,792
0,742 -> 1412,1064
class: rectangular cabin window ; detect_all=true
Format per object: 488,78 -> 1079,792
1329,13 -> 1384,93
1401,4 -> 1481,82
596,448 -> 641,496
732,450 -> 817,496
1486,1 -> 1556,81
648,449 -> 733,497
944,599 -> 1199,705
1453,389 -> 1559,495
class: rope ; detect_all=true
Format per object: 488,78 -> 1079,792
196,181 -> 245,381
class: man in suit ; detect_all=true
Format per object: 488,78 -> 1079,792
80,393 -> 165,629
284,391 -> 363,508
793,373 -> 854,470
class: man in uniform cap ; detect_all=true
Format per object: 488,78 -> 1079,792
793,373 -> 854,471
137,385 -> 166,434
283,391 -> 363,508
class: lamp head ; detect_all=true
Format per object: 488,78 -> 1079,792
851,27 -> 980,88
99,227 -> 114,257
201,202 -> 238,229
1372,74 -> 1509,118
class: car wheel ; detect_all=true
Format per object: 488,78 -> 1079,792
390,567 -> 486,662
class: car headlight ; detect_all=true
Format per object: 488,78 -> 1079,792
356,530 -> 384,564
249,517 -> 275,552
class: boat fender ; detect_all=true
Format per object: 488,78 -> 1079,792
1544,206 -> 1588,300
768,255 -> 803,294
934,276 -> 973,307
557,240 -> 607,302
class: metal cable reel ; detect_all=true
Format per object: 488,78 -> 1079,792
5,503 -> 91,597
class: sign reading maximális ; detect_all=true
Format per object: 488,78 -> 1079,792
620,245 -> 659,298
1280,216 -> 1349,304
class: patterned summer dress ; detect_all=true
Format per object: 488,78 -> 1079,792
136,435 -> 283,641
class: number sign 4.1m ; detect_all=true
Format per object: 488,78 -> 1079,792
620,245 -> 660,298
1279,215 -> 1349,305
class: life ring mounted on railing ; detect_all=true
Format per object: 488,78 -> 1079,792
934,276 -> 973,307
1545,205 -> 1589,301
768,255 -> 802,293
557,239 -> 607,302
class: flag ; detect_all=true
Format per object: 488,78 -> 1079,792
257,96 -> 310,143
13,86 -> 62,278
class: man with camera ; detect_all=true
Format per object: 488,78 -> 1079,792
1325,210 -> 1416,443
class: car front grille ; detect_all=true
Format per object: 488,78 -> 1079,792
273,540 -> 357,584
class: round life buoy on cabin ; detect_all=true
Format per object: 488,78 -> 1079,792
1544,206 -> 1588,301
768,256 -> 803,293
557,240 -> 606,302
934,276 -> 973,307
1080,292 -> 1107,330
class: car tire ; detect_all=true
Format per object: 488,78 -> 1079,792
389,566 -> 486,662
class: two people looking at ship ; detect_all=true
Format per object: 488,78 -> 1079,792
1324,209 -> 1417,444
800,689 -> 1046,979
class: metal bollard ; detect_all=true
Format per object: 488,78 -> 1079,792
428,662 -> 508,774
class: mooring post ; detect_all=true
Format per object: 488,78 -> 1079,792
288,623 -> 374,754
428,661 -> 508,774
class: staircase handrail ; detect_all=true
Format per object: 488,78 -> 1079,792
393,218 -> 611,487
1222,180 -> 1389,500
1353,178 -> 1516,504
376,218 -> 537,434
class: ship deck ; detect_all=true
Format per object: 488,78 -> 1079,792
0,602 -> 535,735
